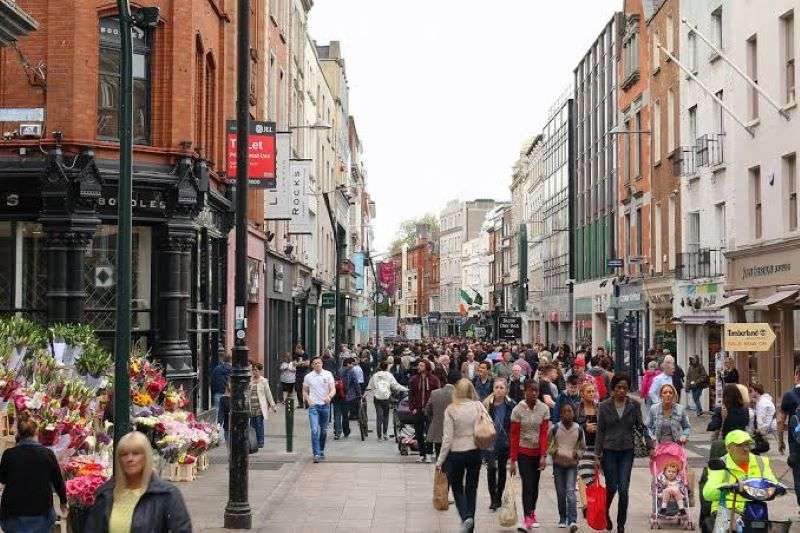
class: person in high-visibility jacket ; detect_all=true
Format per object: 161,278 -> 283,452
702,430 -> 779,514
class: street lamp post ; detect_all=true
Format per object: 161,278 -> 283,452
224,0 -> 252,528
112,1 -> 158,448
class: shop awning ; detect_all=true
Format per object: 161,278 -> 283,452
708,292 -> 749,310
678,316 -> 725,325
744,289 -> 799,311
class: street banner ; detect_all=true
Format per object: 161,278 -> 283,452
723,323 -> 776,352
356,316 -> 369,333
406,324 -> 422,340
266,132 -> 292,220
378,261 -> 395,295
226,120 -> 276,189
353,252 -> 365,291
288,159 -> 313,234
368,317 -> 397,343
498,315 -> 522,340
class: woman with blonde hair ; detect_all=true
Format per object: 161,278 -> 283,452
436,378 -> 483,533
85,431 -> 191,533
646,383 -> 691,444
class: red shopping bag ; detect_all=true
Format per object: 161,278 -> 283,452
586,468 -> 608,531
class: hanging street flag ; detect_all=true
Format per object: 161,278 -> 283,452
287,159 -> 313,234
473,290 -> 483,306
353,252 -> 365,291
378,261 -> 396,295
459,289 -> 473,305
266,132 -> 292,220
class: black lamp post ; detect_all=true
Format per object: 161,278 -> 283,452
112,1 -> 158,448
224,0 -> 252,528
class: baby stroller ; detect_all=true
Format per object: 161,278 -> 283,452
391,390 -> 418,456
650,442 -> 695,530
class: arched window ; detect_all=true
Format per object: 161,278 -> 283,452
97,16 -> 152,144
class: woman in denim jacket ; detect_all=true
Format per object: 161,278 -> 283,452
647,383 -> 691,444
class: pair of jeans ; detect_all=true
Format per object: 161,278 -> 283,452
414,413 -> 430,457
553,465 -> 578,524
601,448 -> 635,528
374,398 -> 390,438
249,415 -> 265,447
333,400 -> 346,436
518,454 -> 543,517
213,392 -> 224,412
486,450 -> 509,507
0,508 -> 56,533
790,442 -> 800,507
691,388 -> 704,414
308,403 -> 330,457
445,449 -> 481,522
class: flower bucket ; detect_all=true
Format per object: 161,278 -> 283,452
81,374 -> 104,390
8,346 -> 26,372
52,341 -> 67,366
63,345 -> 82,367
67,505 -> 89,533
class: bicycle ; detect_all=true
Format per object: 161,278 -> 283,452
358,395 -> 369,441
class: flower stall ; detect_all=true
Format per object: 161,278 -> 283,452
0,317 -> 222,527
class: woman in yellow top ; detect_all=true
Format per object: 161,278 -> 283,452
85,431 -> 191,533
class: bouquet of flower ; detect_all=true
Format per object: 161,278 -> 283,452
162,384 -> 188,412
66,473 -> 107,508
131,389 -> 154,407
75,345 -> 112,380
63,455 -> 109,479
155,434 -> 188,463
0,317 -> 46,372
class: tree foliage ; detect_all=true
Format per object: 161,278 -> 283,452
388,213 -> 439,254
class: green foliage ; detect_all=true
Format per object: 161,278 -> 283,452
0,316 -> 47,348
388,213 -> 439,254
75,343 -> 113,378
51,324 -> 97,347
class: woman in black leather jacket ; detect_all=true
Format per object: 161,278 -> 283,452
85,431 -> 191,533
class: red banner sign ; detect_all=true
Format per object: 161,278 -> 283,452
226,120 -> 276,188
378,262 -> 396,295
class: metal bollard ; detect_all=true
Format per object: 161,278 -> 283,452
285,396 -> 294,453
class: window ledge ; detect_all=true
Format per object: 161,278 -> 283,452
654,158 -> 662,167
667,148 -> 680,160
746,118 -> 761,129
709,51 -> 722,64
709,163 -> 726,174
781,100 -> 797,113
652,65 -> 661,76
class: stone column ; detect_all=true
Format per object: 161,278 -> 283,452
38,149 -> 101,325
154,218 -> 197,393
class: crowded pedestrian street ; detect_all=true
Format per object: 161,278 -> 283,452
178,352 -> 799,532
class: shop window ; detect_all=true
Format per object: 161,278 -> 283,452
97,17 -> 152,144
84,226 -> 151,332
0,222 -> 47,322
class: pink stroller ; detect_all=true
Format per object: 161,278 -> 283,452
649,442 -> 695,530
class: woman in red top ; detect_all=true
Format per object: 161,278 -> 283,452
408,359 -> 441,463
509,380 -> 550,531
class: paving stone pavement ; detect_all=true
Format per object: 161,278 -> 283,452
181,399 -> 799,532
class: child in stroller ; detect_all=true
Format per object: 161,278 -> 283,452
392,389 -> 418,455
651,442 -> 695,530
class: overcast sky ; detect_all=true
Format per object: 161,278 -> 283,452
309,0 -> 621,253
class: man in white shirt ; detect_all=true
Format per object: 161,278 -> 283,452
649,358 -> 676,406
303,357 -> 336,463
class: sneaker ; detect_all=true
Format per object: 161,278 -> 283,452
383,435 -> 389,441
530,512 -> 540,528
333,434 -> 340,440
313,456 -> 320,463
460,517 -> 474,533
569,524 -> 579,533
417,455 -> 429,463
558,523 -> 567,529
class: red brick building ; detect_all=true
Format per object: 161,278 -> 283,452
0,0 -> 266,409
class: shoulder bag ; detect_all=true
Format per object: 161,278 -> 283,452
474,401 -> 497,450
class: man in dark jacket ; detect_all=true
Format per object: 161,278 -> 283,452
338,358 -> 361,439
210,352 -> 232,411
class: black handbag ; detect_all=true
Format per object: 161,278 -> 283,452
751,432 -> 769,455
248,426 -> 258,454
633,421 -> 650,458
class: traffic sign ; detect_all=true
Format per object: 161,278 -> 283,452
723,323 -> 776,352
607,258 -> 624,269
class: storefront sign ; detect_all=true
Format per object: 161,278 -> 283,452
727,242 -> 800,289
97,189 -> 168,217
724,323 -> 776,352
646,286 -> 673,309
498,315 -> 522,340
673,282 -> 721,318
226,120 -> 276,189
616,282 -> 644,311
287,159 -> 313,234
474,326 -> 487,338
321,292 -> 336,309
